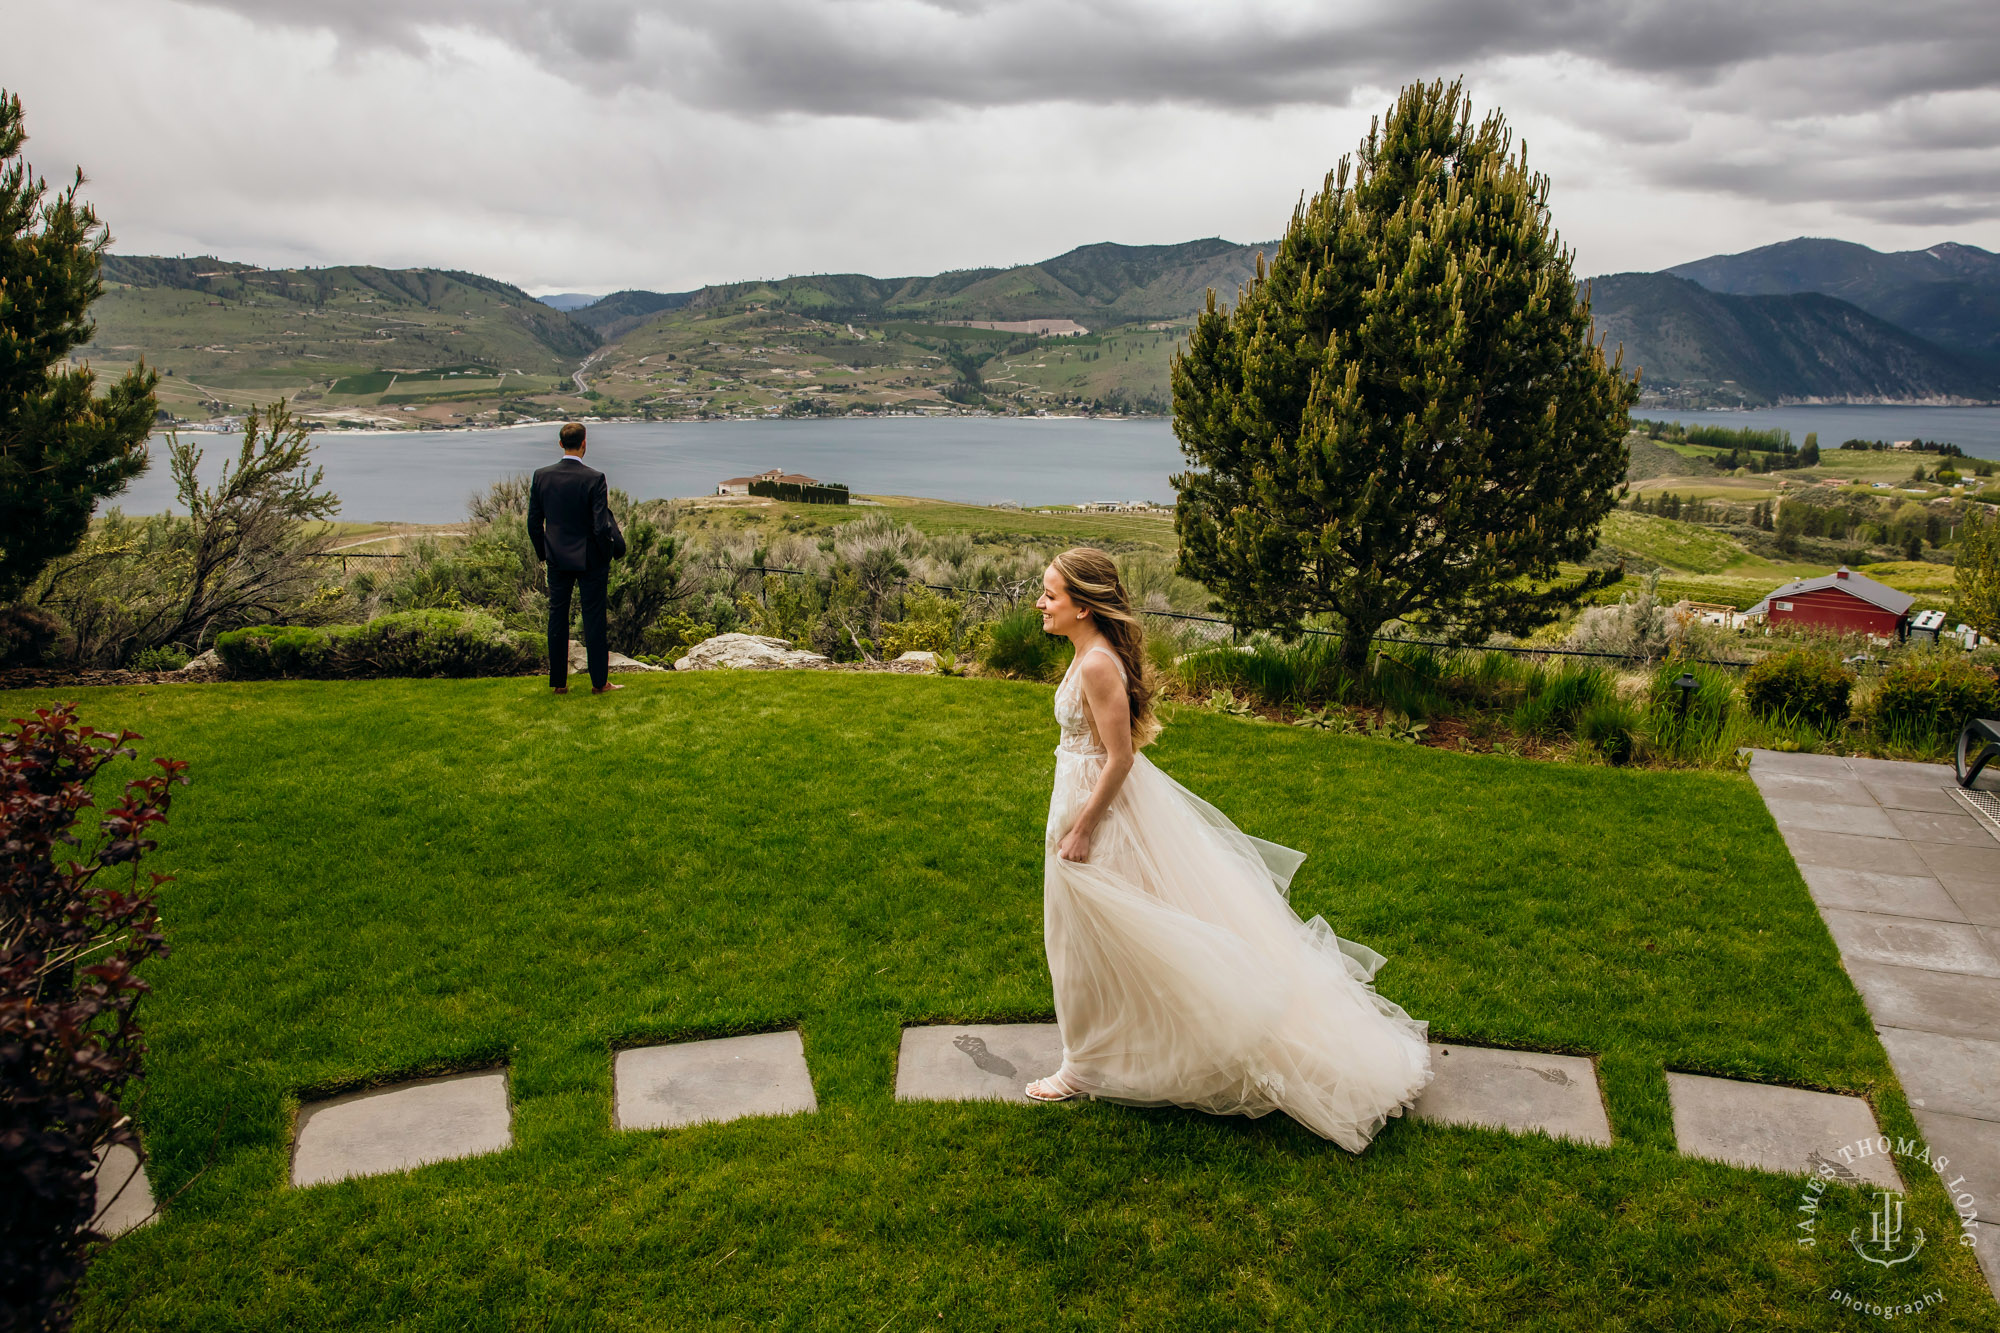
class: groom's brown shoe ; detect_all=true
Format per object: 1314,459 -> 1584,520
551,686 -> 569,694
591,682 -> 624,694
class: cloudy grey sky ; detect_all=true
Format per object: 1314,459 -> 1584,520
7,0 -> 1997,294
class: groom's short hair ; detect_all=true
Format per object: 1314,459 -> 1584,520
559,422 -> 586,451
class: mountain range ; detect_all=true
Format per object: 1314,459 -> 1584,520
1586,270 -> 1999,407
1665,238 -> 2000,366
554,236 -> 2000,408
571,238 -> 1271,339
81,234 -> 2000,424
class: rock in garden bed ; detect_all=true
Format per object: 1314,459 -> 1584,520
673,633 -> 934,674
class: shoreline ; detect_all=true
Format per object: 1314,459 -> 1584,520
161,410 -> 1158,438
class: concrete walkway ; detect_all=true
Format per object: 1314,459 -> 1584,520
1749,749 -> 2000,1298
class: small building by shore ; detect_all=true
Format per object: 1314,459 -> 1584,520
717,468 -> 822,496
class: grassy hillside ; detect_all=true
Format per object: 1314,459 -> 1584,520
82,257 -> 599,427
18,673 -> 1989,1329
1596,510 -> 1772,574
606,238 -> 1267,329
579,300 -> 1185,416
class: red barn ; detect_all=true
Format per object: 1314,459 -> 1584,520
1747,566 -> 1913,639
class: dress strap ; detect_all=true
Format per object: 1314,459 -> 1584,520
1087,643 -> 1126,678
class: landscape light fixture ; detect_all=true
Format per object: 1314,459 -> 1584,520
1675,672 -> 1699,720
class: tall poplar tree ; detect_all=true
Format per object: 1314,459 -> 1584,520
1172,79 -> 1639,670
0,90 -> 158,601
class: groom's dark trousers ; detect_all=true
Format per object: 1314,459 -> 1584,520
527,456 -> 625,690
546,564 -> 609,689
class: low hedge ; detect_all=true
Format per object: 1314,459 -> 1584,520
1871,652 -> 2000,746
217,611 -> 540,680
1742,648 -> 1855,729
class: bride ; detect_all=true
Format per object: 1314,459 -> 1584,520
1022,547 -> 1435,1152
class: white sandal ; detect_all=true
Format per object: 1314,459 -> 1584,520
1024,1069 -> 1086,1103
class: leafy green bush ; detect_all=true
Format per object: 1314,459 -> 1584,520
1742,649 -> 1854,729
1578,699 -> 1641,765
1870,652 -> 2000,749
878,584 -> 967,657
215,624 -> 334,678
978,603 -> 1067,680
640,613 -> 717,665
0,603 -> 66,667
129,646 -> 190,672
218,611 -> 538,680
340,610 -> 539,678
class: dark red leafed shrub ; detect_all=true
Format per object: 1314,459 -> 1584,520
1,705 -> 185,1333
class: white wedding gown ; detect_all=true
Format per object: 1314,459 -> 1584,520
1042,644 -> 1435,1152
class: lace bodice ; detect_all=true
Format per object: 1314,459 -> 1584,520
1055,644 -> 1124,757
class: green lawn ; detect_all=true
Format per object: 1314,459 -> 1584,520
13,674 -> 1991,1330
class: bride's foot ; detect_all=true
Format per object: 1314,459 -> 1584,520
1024,1069 -> 1086,1103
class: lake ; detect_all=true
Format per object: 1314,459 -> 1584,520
106,407 -> 2000,524
110,417 -> 1186,523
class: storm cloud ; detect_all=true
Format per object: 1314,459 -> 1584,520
6,0 -> 1995,289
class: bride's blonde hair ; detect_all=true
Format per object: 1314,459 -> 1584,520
1050,546 -> 1161,749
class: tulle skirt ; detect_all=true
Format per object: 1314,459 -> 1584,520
1044,747 -> 1434,1152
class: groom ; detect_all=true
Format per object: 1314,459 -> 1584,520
527,422 -> 627,694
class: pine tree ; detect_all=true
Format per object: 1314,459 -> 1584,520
1171,80 -> 1639,669
0,91 -> 157,600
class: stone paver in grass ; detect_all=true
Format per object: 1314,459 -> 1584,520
614,1030 -> 817,1131
894,1024 -> 1065,1103
1666,1072 -> 1901,1190
90,1143 -> 155,1237
292,1069 -> 512,1187
1407,1043 -> 1610,1146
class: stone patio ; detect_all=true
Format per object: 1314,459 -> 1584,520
1407,1043 -> 1612,1146
90,1143 -> 155,1237
291,1069 -> 513,1187
894,1023 -> 1065,1103
1666,1071 -> 1901,1190
614,1030 -> 818,1131
1750,749 -> 2000,1299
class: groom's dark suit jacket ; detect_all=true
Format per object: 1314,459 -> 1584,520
527,457 -> 626,572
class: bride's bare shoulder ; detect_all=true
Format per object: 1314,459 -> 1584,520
1076,648 -> 1126,692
